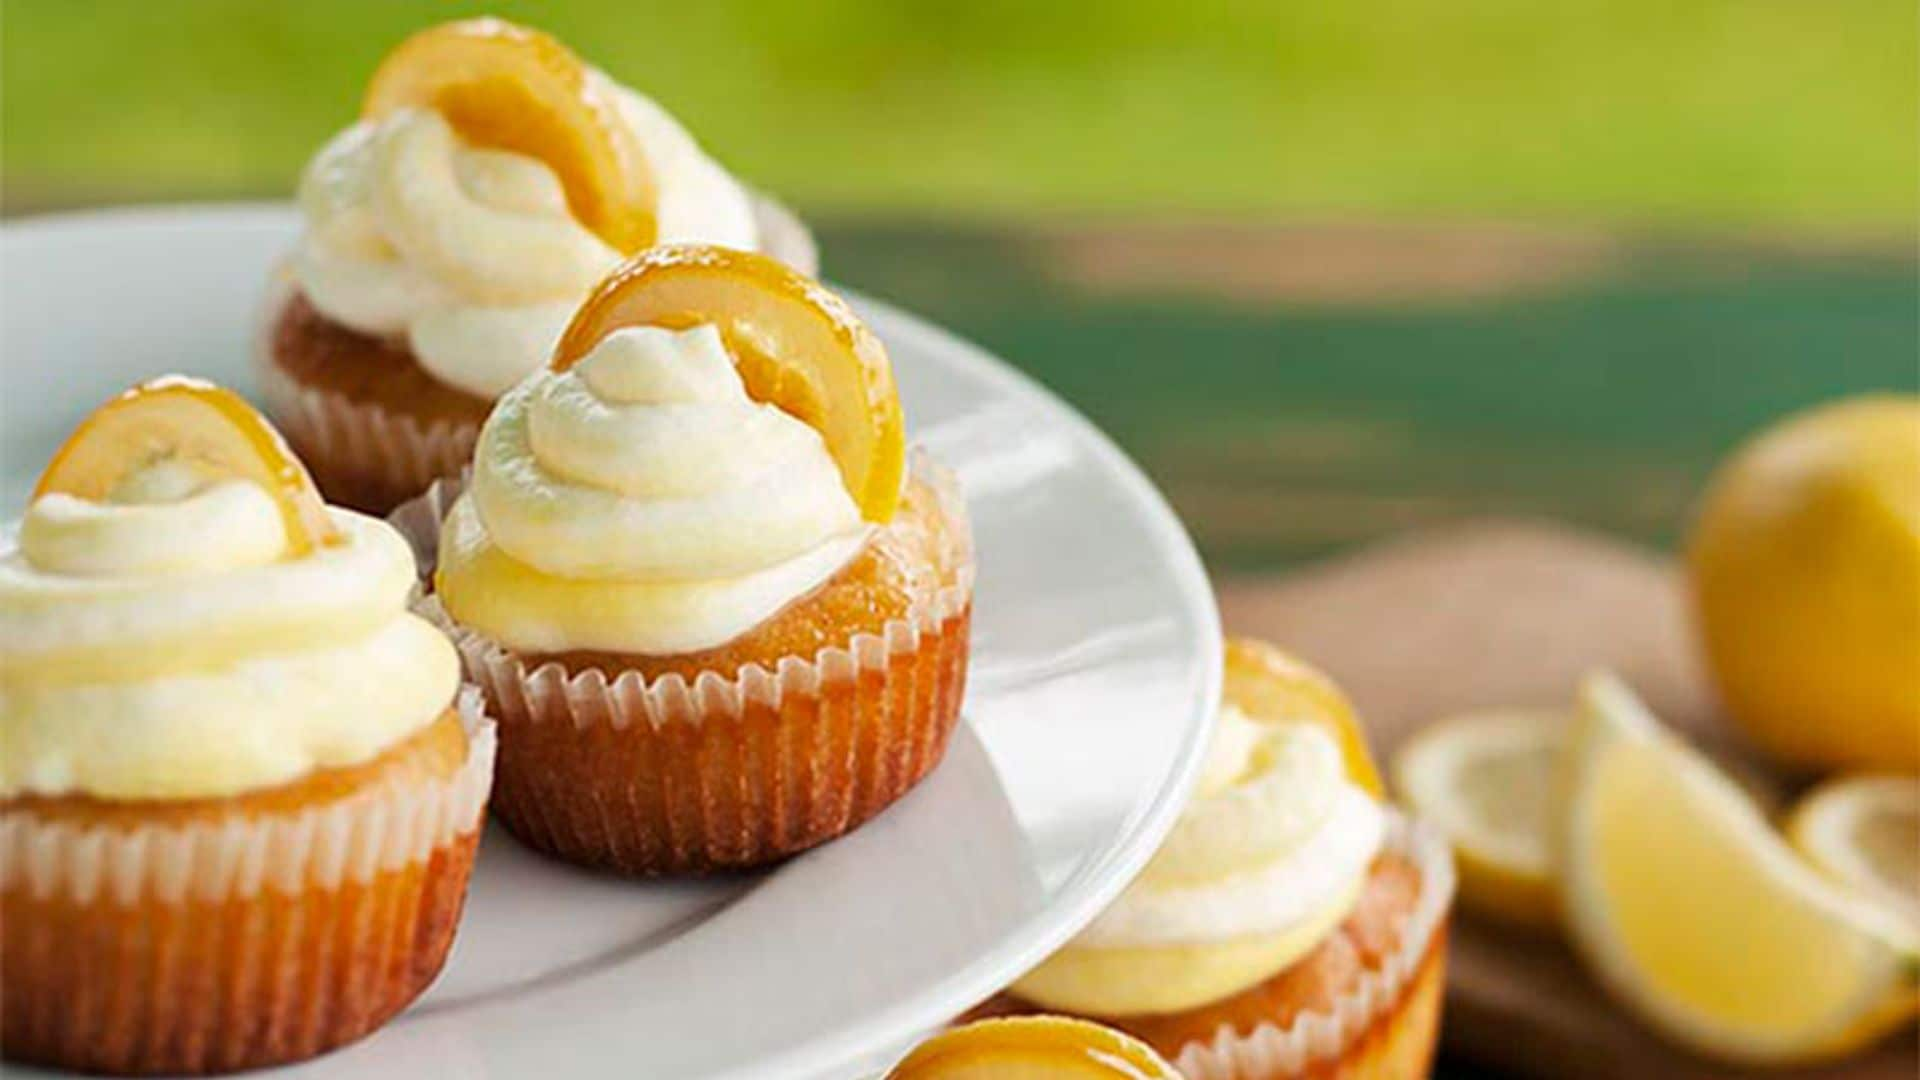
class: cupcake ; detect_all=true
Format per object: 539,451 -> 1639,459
0,378 -> 494,1074
258,17 -> 818,513
971,639 -> 1456,1080
394,244 -> 973,876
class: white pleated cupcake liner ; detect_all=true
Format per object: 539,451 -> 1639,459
257,354 -> 482,501
0,689 -> 497,907
251,266 -> 484,509
390,451 -> 974,733
1173,813 -> 1457,1080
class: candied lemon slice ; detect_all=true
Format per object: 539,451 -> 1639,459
1559,671 -> 1919,1064
1394,708 -> 1562,929
362,17 -> 655,252
1225,636 -> 1384,797
887,1017 -> 1181,1080
553,245 -> 906,522
1790,774 -> 1920,936
34,376 -> 335,556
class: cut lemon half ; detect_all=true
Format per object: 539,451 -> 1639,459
1789,774 -> 1920,938
554,245 -> 906,522
363,17 -> 655,252
1394,709 -> 1562,929
34,376 -> 336,556
1224,636 -> 1384,797
887,1017 -> 1181,1080
1560,671 -> 1919,1064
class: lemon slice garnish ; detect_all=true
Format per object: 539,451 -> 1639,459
363,17 -> 656,253
34,376 -> 336,556
887,1017 -> 1180,1080
553,245 -> 905,522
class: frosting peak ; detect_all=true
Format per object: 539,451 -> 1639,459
575,322 -> 741,404
21,465 -> 286,579
1,474 -> 458,801
370,109 -> 618,305
437,324 -> 868,655
1072,717 -> 1383,948
293,79 -> 761,401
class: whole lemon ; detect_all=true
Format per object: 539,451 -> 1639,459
1687,395 -> 1920,772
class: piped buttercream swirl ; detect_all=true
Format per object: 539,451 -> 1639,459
0,466 -> 459,801
436,323 -> 866,655
1072,706 -> 1385,948
293,78 -> 760,400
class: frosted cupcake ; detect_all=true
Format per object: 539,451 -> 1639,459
0,378 -> 494,1074
972,639 -> 1455,1080
259,17 -> 817,512
396,244 -> 972,876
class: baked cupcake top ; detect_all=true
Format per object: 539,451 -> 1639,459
292,18 -> 766,401
1014,639 -> 1388,1017
436,245 -> 907,657
0,378 -> 459,801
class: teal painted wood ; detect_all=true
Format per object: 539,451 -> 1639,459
828,227 -> 1919,570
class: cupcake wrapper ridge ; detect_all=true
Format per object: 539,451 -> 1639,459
0,691 -> 498,1075
392,454 -> 974,876
256,353 -> 483,515
1175,814 -> 1457,1080
4,690 -> 495,906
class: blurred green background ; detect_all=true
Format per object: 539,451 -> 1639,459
4,1 -> 1917,570
6,0 -> 1915,222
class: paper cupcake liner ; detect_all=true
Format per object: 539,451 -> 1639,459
0,693 -> 497,1075
392,453 -> 974,876
1173,814 -> 1457,1080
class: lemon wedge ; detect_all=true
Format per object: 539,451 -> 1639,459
1789,775 -> 1920,938
1560,672 -> 1919,1064
1393,709 -> 1562,929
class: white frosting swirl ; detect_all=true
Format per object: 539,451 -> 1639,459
19,462 -> 285,578
1070,708 -> 1385,947
293,77 -> 760,400
438,323 -> 865,654
0,467 -> 459,800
